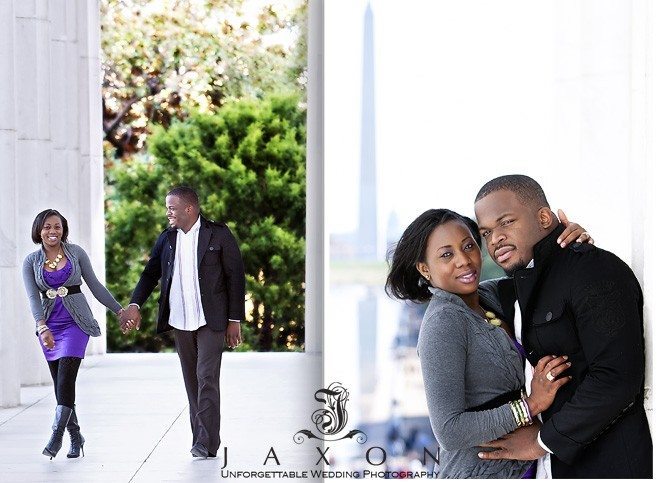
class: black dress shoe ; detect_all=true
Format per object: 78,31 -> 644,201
191,443 -> 209,458
208,452 -> 216,457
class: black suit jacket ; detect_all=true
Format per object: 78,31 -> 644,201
494,225 -> 652,478
130,216 -> 246,334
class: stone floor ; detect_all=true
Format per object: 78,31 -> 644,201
0,353 -> 324,482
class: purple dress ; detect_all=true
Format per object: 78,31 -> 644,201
42,259 -> 89,361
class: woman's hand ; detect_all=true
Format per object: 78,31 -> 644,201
556,209 -> 595,247
117,308 -> 131,335
40,329 -> 55,350
525,355 -> 572,416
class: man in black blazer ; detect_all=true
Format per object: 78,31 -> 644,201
474,175 -> 651,478
122,186 -> 245,458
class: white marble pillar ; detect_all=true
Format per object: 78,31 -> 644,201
0,0 -> 21,407
78,0 -> 107,355
554,0 -> 654,420
637,0 -> 656,420
306,0 -> 324,357
0,0 -> 104,406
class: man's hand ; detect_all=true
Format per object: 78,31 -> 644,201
478,424 -> 547,461
226,321 -> 241,349
120,304 -> 142,332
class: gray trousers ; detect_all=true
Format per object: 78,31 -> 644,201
173,325 -> 225,454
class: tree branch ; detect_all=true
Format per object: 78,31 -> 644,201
103,96 -> 140,137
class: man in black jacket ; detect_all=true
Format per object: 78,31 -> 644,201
121,186 -> 245,458
474,175 -> 651,478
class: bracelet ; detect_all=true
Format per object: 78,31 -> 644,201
37,324 -> 50,335
509,400 -> 523,427
509,398 -> 533,428
519,399 -> 532,425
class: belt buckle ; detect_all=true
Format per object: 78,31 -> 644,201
45,289 -> 57,299
56,286 -> 69,297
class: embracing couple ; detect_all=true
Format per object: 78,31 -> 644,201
386,175 -> 652,478
22,186 -> 245,460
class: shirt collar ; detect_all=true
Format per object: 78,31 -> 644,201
178,216 -> 201,236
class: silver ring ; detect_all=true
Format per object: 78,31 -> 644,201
546,371 -> 555,382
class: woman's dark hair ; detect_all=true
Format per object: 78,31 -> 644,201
385,209 -> 481,303
31,209 -> 69,244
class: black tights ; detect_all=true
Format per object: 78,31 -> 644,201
47,357 -> 82,407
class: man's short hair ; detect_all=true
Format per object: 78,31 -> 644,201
475,174 -> 549,209
167,186 -> 199,208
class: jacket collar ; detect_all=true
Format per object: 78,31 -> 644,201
531,223 -> 566,268
197,216 -> 211,261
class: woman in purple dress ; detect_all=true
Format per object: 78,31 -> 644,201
22,209 -> 125,459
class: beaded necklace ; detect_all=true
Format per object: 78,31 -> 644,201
44,249 -> 63,270
480,308 -> 502,327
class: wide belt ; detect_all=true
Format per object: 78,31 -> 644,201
41,285 -> 82,300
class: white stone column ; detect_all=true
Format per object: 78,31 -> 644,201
553,0 -> 653,423
305,0 -> 324,358
14,0 -> 54,387
0,0 -> 104,406
78,0 -> 107,355
637,0 -> 656,421
626,0 -> 653,422
0,0 -> 21,407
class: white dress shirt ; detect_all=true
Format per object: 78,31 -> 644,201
513,259 -> 552,478
168,216 -> 207,331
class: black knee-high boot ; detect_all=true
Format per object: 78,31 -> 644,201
43,405 -> 73,459
66,406 -> 85,458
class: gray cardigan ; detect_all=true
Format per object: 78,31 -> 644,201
418,284 -> 533,478
22,243 -> 122,336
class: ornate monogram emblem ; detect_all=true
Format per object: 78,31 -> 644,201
294,382 -> 367,444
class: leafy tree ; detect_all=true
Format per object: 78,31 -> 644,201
101,0 -> 307,159
105,94 -> 306,352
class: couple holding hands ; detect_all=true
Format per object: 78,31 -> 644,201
22,186 -> 245,461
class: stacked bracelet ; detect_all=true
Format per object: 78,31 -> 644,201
36,325 -> 50,335
509,394 -> 533,428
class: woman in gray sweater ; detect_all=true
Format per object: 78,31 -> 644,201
385,209 -> 586,478
22,209 -> 125,459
